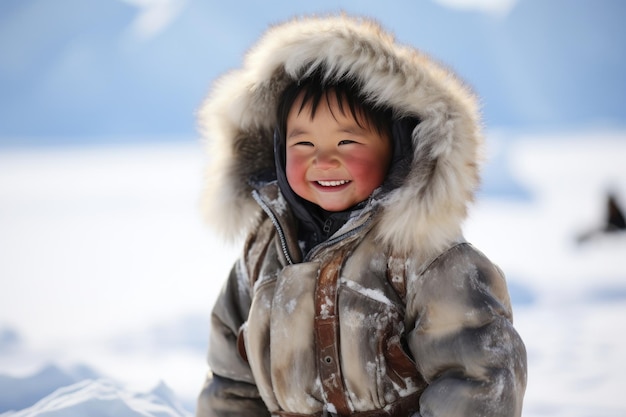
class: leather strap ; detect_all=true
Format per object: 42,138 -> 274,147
314,249 -> 351,416
277,247 -> 423,417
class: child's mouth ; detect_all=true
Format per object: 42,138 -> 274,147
316,180 -> 350,187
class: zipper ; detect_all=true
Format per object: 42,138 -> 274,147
252,190 -> 294,265
304,215 -> 374,262
252,189 -> 377,265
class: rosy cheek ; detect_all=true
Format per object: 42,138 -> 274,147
286,153 -> 307,189
344,152 -> 379,177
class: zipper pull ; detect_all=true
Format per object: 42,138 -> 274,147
323,218 -> 332,235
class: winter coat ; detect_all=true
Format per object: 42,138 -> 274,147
196,14 -> 527,417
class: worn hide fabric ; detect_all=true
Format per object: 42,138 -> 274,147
196,14 -> 527,417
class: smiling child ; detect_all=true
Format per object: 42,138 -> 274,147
196,14 -> 527,417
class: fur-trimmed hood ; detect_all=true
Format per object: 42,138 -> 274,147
198,14 -> 484,258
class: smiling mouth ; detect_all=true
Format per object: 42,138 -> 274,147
316,180 -> 351,187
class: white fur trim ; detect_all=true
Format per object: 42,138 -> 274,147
199,14 -> 484,255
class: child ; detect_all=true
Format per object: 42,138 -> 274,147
196,14 -> 527,417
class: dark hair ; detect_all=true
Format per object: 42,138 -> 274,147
276,68 -> 393,140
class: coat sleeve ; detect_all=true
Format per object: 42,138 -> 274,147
405,243 -> 527,417
196,259 -> 271,417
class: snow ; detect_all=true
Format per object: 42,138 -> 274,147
1,131 -> 626,416
4,378 -> 190,417
342,280 -> 395,307
0,142 -> 238,414
465,132 -> 626,417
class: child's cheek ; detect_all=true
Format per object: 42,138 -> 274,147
344,151 -> 386,184
285,153 -> 307,190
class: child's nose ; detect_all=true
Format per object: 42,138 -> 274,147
314,148 -> 340,169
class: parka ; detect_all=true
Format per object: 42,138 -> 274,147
196,14 -> 527,417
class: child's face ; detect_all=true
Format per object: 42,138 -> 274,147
285,92 -> 392,212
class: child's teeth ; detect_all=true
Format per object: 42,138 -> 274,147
318,180 -> 348,187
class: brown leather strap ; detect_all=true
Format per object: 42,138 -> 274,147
314,250 -> 351,416
278,248 -> 423,417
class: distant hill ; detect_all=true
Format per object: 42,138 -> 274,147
0,0 -> 625,145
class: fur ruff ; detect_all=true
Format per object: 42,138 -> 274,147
198,14 -> 484,258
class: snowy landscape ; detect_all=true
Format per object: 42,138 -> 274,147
1,132 -> 625,416
1,0 -> 626,416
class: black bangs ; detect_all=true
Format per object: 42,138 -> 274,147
276,67 -> 393,141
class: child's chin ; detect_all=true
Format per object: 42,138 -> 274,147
316,201 -> 352,212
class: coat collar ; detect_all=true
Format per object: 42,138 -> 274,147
252,181 -> 379,264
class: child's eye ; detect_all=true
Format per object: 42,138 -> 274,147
338,139 -> 357,145
294,141 -> 314,146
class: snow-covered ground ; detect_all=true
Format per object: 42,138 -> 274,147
0,132 -> 625,416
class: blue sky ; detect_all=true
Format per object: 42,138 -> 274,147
1,0 -> 625,146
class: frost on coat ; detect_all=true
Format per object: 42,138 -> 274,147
196,14 -> 526,417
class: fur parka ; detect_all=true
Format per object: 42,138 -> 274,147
196,14 -> 527,417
